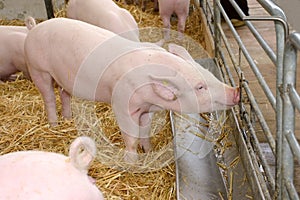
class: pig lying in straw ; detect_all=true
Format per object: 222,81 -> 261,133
25,18 -> 239,162
0,136 -> 104,199
0,16 -> 35,81
66,0 -> 140,41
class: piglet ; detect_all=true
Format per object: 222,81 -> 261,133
0,136 -> 104,200
0,17 -> 35,81
67,0 -> 140,41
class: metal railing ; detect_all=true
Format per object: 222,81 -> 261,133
280,32 -> 300,200
201,0 -> 300,199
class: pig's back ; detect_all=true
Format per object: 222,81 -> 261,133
24,18 -> 116,92
0,26 -> 28,34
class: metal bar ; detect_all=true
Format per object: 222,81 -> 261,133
217,21 -> 276,156
44,0 -> 55,19
213,0 -> 221,59
256,1 -> 288,199
216,0 -> 276,110
285,179 -> 300,200
239,103 -> 272,200
285,131 -> 300,165
281,34 -> 299,199
242,81 -> 275,193
217,23 -> 242,77
228,0 -> 277,65
289,86 -> 300,112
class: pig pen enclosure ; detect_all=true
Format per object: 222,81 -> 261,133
1,0 -> 300,199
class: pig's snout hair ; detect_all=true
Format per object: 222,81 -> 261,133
25,16 -> 36,30
69,136 -> 97,174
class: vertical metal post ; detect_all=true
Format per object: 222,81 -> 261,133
282,34 -> 298,199
213,0 -> 221,59
255,1 -> 288,198
275,18 -> 288,200
44,0 -> 55,19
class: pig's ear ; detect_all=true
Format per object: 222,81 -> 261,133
168,43 -> 194,62
150,75 -> 180,101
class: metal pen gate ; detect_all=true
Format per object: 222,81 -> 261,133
198,0 -> 300,199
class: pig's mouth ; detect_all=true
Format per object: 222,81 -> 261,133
214,100 -> 239,109
215,89 -> 240,107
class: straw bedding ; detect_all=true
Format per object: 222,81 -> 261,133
0,2 -> 223,199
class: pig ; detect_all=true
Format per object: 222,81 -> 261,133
66,0 -> 140,41
24,18 -> 239,162
0,17 -> 35,81
158,0 -> 190,41
0,136 -> 104,199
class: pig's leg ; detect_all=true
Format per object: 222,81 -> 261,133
177,14 -> 188,40
153,0 -> 159,12
139,112 -> 153,153
161,14 -> 172,41
60,88 -> 72,120
115,109 -> 140,163
30,70 -> 58,126
121,131 -> 139,163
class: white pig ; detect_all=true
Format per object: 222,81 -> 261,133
24,18 -> 239,162
0,17 -> 35,81
0,136 -> 104,199
158,0 -> 190,41
66,0 -> 140,41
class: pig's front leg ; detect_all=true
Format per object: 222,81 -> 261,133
139,112 -> 153,153
121,131 -> 139,163
114,108 -> 140,163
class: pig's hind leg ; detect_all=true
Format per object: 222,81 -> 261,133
29,69 -> 58,126
176,13 -> 188,40
60,88 -> 72,120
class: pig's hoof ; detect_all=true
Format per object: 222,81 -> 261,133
140,138 -> 151,153
124,151 -> 139,164
49,121 -> 58,127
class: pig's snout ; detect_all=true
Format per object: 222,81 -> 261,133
233,87 -> 240,104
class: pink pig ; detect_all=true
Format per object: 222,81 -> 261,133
0,17 -> 35,81
24,18 -> 239,162
158,0 -> 190,41
0,136 -> 104,199
66,0 -> 140,41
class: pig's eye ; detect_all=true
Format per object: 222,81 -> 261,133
198,86 -> 203,90
196,83 -> 207,91
197,85 -> 205,90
